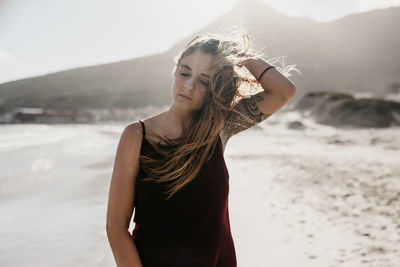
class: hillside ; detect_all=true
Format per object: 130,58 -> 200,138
0,0 -> 399,116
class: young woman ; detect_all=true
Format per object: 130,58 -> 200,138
106,30 -> 297,267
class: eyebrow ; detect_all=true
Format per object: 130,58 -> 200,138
181,64 -> 210,78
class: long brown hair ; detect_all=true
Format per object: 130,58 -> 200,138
139,27 -> 299,200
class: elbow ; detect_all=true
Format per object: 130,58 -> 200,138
106,223 -> 114,236
106,222 -> 128,234
288,81 -> 296,93
284,85 -> 296,100
290,85 -> 296,97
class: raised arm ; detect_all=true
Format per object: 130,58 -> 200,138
106,122 -> 143,267
221,57 -> 296,150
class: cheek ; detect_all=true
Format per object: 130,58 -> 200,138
197,92 -> 207,105
172,77 -> 181,91
175,77 -> 185,88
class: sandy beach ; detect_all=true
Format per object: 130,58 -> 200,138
0,110 -> 399,266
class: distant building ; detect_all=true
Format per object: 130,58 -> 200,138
10,107 -> 94,123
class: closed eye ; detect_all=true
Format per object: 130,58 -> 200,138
181,73 -> 209,86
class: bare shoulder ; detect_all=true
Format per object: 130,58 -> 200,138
118,121 -> 144,156
124,121 -> 143,138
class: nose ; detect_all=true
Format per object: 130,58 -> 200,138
184,77 -> 194,90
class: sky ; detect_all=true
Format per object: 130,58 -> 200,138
0,0 -> 399,84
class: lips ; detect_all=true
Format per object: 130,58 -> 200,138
178,94 -> 192,100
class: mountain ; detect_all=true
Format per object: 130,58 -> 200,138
1,0 -> 399,114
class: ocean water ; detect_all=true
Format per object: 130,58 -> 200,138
0,123 -> 125,267
0,123 -> 124,199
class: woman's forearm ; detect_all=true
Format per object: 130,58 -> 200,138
244,57 -> 296,99
106,225 -> 143,267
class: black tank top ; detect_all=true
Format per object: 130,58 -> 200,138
131,120 -> 237,266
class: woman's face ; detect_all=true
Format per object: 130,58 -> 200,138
171,50 -> 213,111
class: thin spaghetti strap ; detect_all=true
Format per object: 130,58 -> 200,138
138,120 -> 146,138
